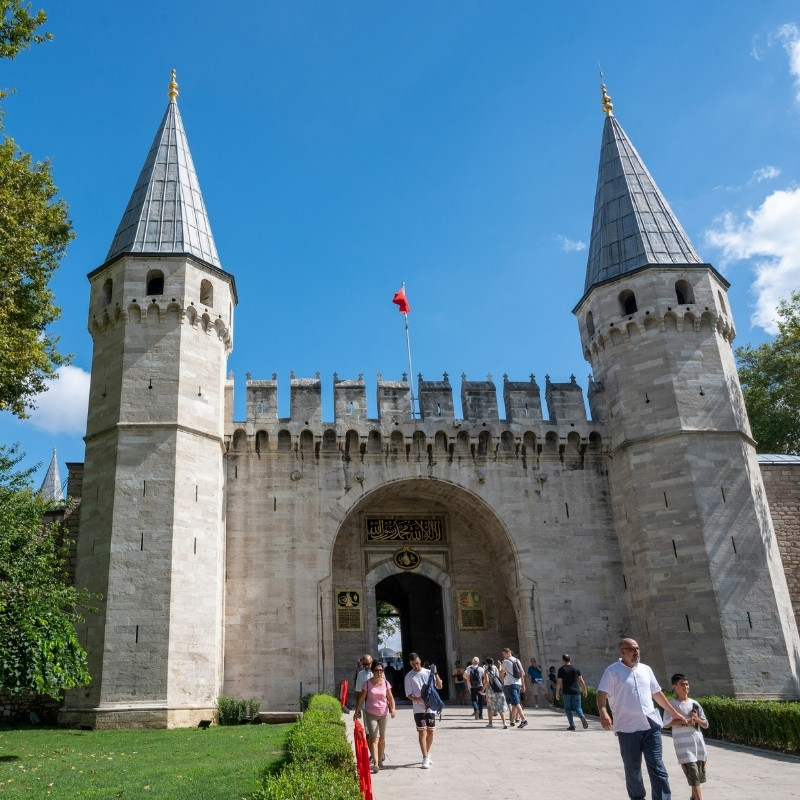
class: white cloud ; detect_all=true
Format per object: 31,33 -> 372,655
776,23 -> 800,101
29,365 -> 90,435
705,187 -> 800,334
752,165 -> 781,183
555,234 -> 586,252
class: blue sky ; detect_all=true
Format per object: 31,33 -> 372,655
3,0 -> 800,488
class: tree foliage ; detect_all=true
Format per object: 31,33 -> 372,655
0,444 -> 94,697
376,600 -> 400,647
736,290 -> 800,455
0,139 -> 73,416
0,2 -> 73,418
0,1 -> 50,61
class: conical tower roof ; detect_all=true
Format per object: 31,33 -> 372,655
584,92 -> 702,293
105,72 -> 220,267
39,448 -> 63,504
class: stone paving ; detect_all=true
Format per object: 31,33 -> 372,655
347,703 -> 800,799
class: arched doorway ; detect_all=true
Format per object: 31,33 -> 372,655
376,572 -> 448,700
329,478 -> 527,699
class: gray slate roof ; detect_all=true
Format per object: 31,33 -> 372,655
105,97 -> 220,267
39,448 -> 63,504
584,114 -> 701,292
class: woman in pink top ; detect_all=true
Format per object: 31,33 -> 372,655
354,663 -> 396,773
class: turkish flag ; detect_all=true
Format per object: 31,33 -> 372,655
392,286 -> 410,313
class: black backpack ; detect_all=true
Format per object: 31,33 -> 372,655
511,658 -> 522,679
468,665 -> 483,689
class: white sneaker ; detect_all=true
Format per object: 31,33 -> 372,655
421,756 -> 431,769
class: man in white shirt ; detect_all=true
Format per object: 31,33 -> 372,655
354,653 -> 373,694
500,647 -> 528,728
597,637 -> 687,800
404,652 -> 443,769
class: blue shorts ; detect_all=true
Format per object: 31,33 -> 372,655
413,712 -> 436,730
504,684 -> 522,706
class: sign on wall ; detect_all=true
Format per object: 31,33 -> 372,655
336,589 -> 363,631
366,517 -> 445,543
457,590 -> 487,630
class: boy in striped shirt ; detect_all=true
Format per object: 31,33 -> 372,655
662,674 -> 709,800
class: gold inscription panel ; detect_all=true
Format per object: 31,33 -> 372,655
457,590 -> 487,630
336,589 -> 363,631
366,517 -> 445,543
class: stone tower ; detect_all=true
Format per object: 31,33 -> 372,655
573,86 -> 800,697
61,73 -> 237,728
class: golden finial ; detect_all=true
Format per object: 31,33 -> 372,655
599,67 -> 613,115
168,69 -> 179,102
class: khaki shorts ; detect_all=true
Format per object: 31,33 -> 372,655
365,712 -> 389,739
681,761 -> 707,786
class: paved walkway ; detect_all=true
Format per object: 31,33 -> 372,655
347,703 -> 800,799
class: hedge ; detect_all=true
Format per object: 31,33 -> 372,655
556,688 -> 800,754
251,694 -> 360,800
697,696 -> 800,754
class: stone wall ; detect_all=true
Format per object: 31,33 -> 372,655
761,457 -> 800,627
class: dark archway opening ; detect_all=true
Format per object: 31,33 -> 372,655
376,572 -> 448,701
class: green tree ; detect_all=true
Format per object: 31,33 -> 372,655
736,290 -> 800,455
377,601 -> 400,648
0,1 -> 73,418
0,445 -> 94,697
0,1 -> 50,61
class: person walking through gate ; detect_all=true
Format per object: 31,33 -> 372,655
597,637 -> 686,800
555,653 -> 588,730
500,647 -> 528,728
404,652 -> 443,769
452,660 -> 468,705
465,656 -> 485,719
354,663 -> 396,773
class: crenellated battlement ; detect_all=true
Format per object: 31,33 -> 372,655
89,299 -> 233,349
225,370 -> 606,457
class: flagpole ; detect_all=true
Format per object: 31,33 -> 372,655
392,281 -> 417,419
403,309 -> 416,418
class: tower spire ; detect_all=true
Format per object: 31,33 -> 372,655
583,106 -> 702,293
39,448 -> 63,504
104,71 -> 220,267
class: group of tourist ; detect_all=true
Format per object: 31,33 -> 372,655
456,648 -> 532,729
352,637 -> 710,800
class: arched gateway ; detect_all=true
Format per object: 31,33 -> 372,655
329,479 -> 524,697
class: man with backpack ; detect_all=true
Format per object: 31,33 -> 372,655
465,656 -> 486,720
404,653 -> 444,769
501,647 -> 528,728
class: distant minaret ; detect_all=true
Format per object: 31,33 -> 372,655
573,82 -> 800,698
39,449 -> 63,504
62,71 -> 237,728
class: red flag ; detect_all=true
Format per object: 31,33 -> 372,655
392,285 -> 410,313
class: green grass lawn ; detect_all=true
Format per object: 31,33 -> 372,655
0,723 -> 291,799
